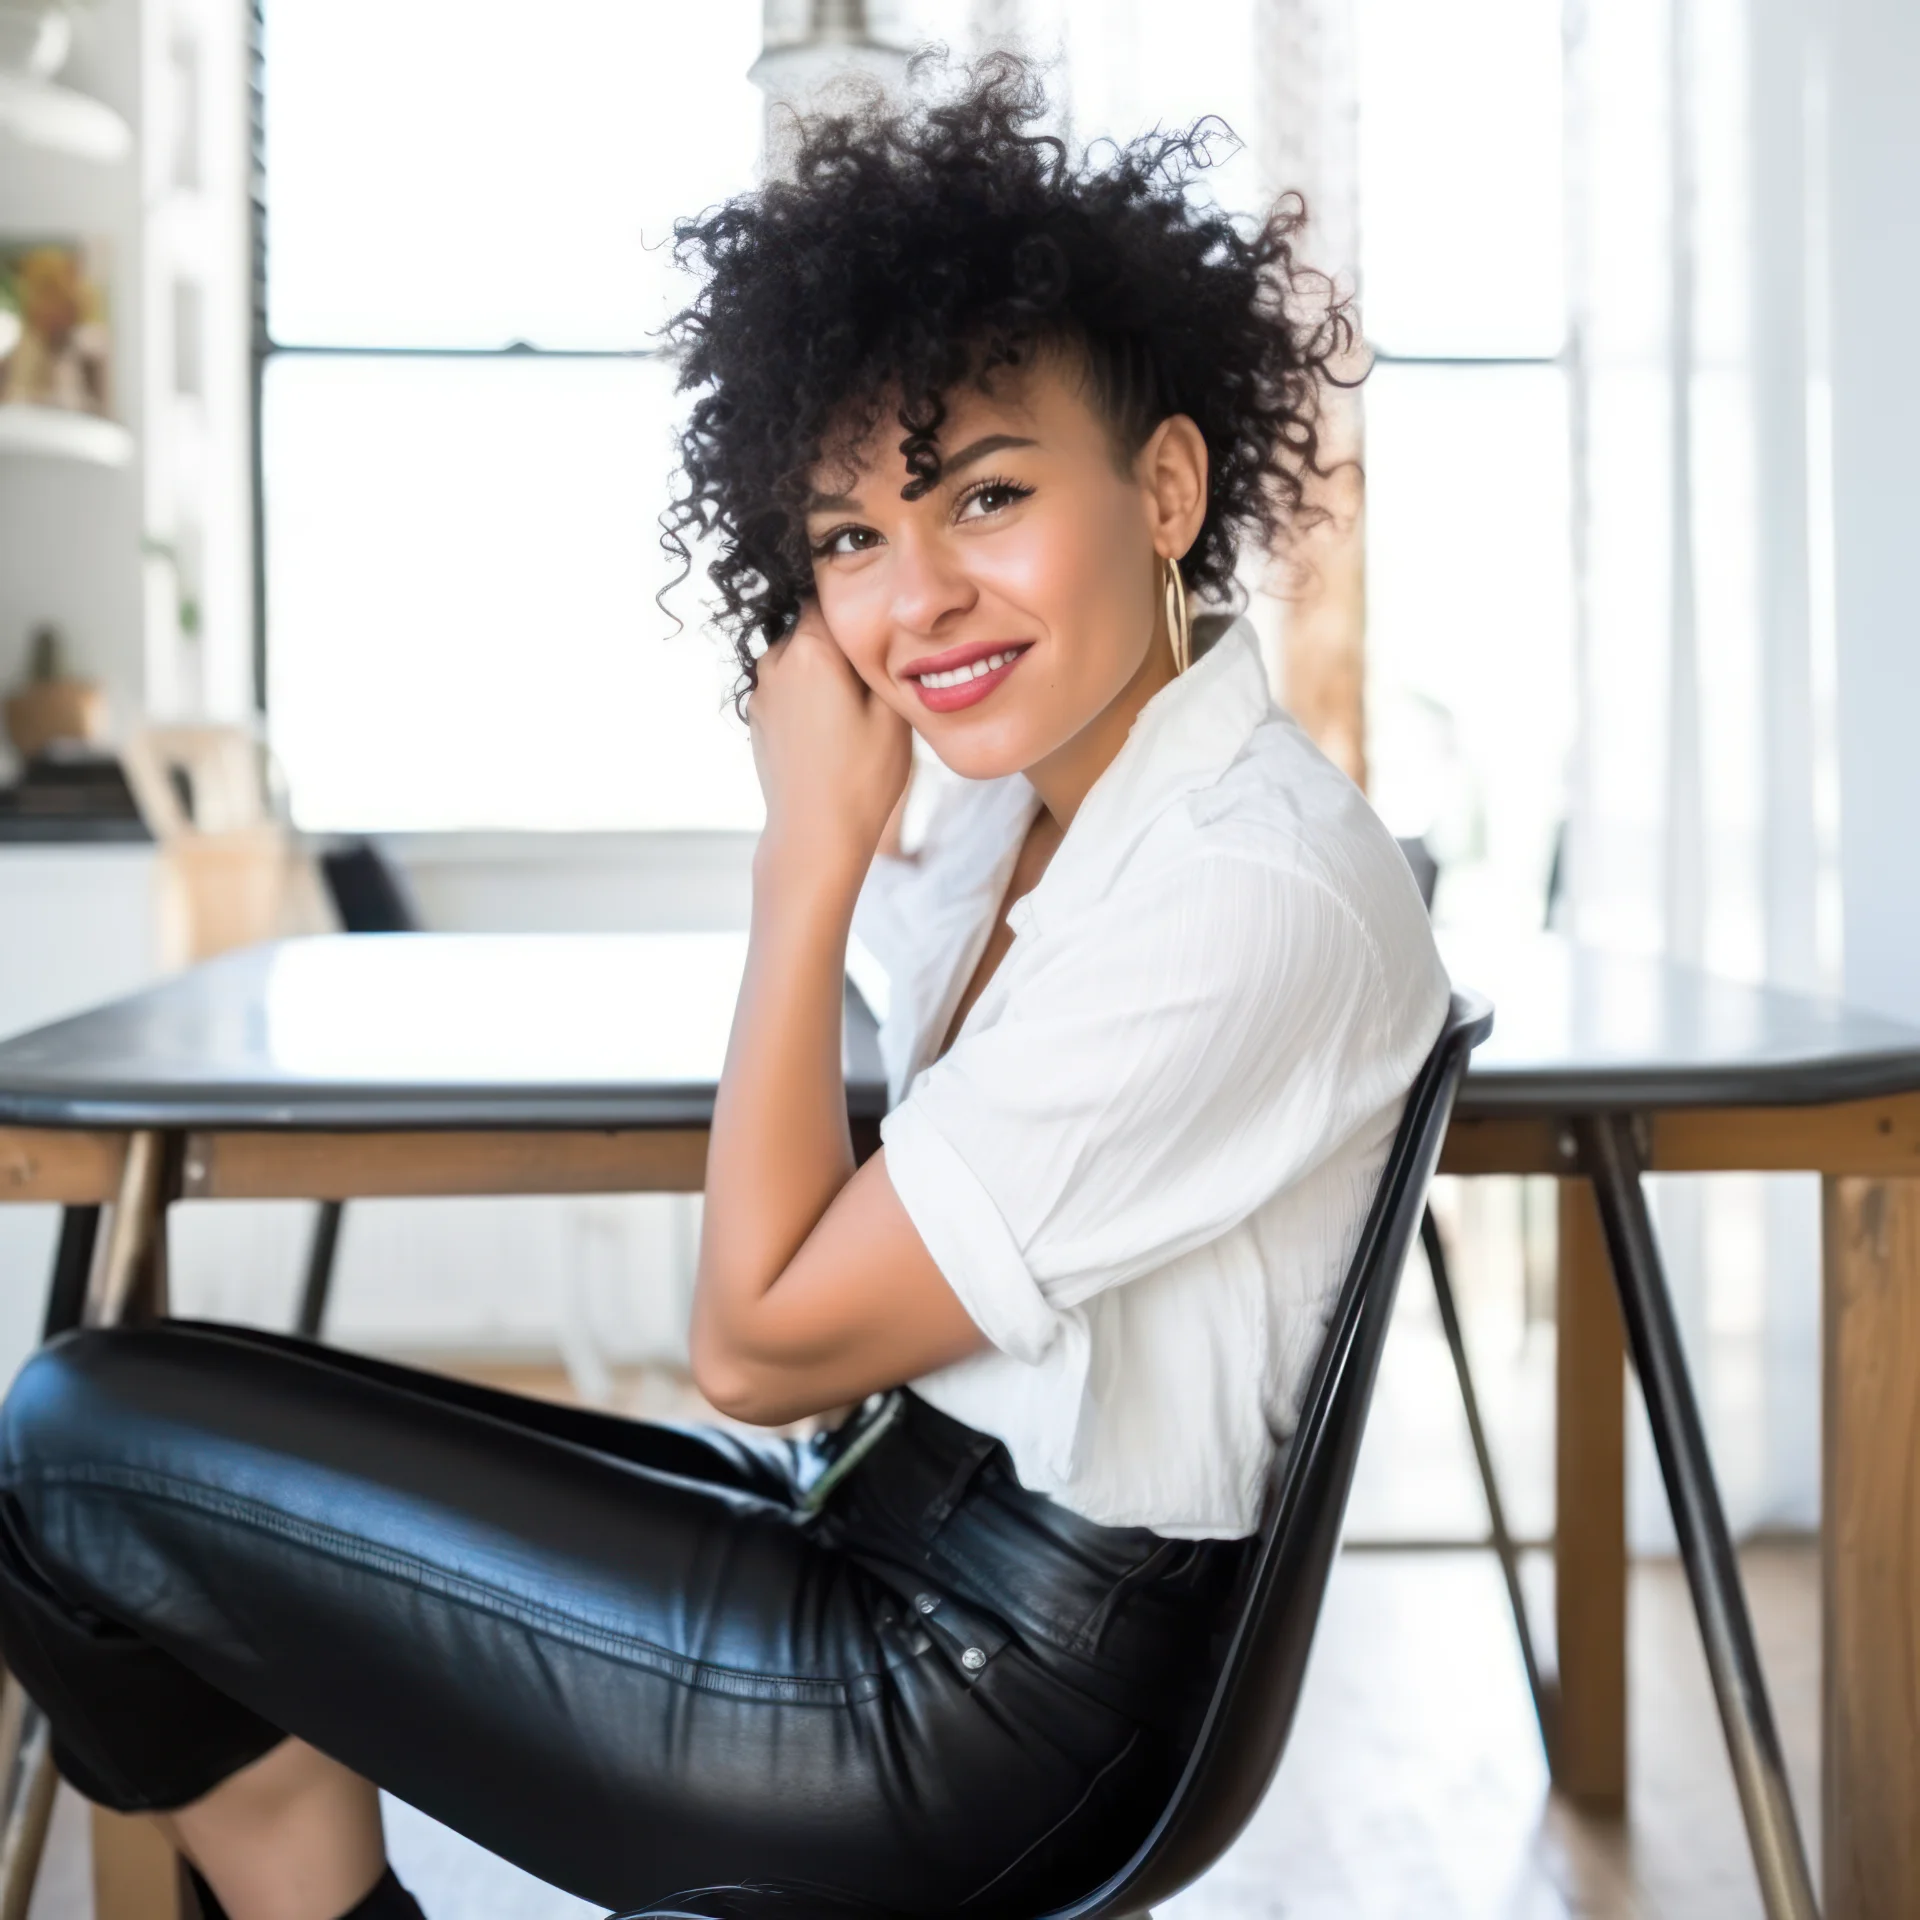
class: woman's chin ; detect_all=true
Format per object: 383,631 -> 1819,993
917,723 -> 1041,785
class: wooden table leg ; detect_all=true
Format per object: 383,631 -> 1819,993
1554,1176 -> 1628,1808
1823,1176 -> 1920,1918
86,1130 -> 169,1328
0,1688 -> 57,1920
0,1131 -> 181,1920
86,1132 -> 185,1920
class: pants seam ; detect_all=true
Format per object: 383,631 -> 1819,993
953,1722 -> 1149,1910
7,1463 -> 890,1708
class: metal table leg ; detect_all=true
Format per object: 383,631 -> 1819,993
1575,1115 -> 1819,1920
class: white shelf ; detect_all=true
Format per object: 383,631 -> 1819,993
0,71 -> 130,162
0,404 -> 133,465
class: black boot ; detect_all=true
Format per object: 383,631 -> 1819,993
338,1866 -> 428,1919
184,1866 -> 228,1920
185,1862 -> 425,1920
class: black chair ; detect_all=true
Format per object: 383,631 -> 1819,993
297,839 -> 425,1337
318,837 -> 424,940
618,989 -> 1494,1920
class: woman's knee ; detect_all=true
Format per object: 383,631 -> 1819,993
0,1328 -> 117,1474
0,1324 -> 225,1495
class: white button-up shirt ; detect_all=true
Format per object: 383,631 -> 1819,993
853,620 -> 1449,1538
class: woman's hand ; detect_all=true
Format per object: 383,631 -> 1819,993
748,602 -> 911,885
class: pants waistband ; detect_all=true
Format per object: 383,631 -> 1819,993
807,1389 -> 1253,1733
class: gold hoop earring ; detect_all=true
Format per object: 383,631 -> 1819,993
1163,555 -> 1191,676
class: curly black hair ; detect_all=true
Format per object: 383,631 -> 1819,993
661,51 -> 1354,698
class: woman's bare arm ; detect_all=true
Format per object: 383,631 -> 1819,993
688,616 -> 985,1425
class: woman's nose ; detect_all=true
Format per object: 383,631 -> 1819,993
888,533 -> 977,635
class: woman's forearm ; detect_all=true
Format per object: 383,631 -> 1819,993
691,835 -> 867,1373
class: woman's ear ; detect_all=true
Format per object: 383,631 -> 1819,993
1138,415 -> 1209,562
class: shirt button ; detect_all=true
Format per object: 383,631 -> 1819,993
914,1593 -> 940,1615
961,1646 -> 987,1672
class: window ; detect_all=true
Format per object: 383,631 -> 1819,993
257,0 -> 768,830
259,0 -> 1576,869
1355,0 -> 1574,932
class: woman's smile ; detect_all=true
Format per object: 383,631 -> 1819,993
900,639 -> 1035,712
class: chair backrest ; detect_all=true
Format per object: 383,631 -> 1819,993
318,838 -> 424,934
1395,835 -> 1440,913
1045,988 -> 1493,1920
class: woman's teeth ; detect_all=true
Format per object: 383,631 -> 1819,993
915,650 -> 1020,689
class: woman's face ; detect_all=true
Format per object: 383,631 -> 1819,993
802,354 -> 1205,785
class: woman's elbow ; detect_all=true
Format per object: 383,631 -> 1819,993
688,1324 -> 788,1426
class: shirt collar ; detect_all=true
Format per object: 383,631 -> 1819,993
1010,616 -> 1273,939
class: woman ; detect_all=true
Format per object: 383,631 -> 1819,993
0,58 -> 1446,1920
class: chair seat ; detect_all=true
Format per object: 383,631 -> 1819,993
614,1892 -> 1146,1920
614,1886 -> 897,1920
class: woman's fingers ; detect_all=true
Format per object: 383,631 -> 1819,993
748,608 -> 911,864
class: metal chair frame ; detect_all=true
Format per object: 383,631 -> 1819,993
618,993 -> 1495,1920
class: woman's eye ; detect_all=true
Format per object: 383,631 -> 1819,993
815,525 -> 881,558
959,480 -> 1032,521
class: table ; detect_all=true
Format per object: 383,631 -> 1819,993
0,932 -> 888,1320
1436,931 -> 1920,1920
1,931 -> 1917,1917
0,933 -> 887,1917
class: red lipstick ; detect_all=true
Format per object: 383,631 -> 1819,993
899,640 -> 1033,714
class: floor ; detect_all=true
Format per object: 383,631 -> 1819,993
22,1248 -> 1822,1920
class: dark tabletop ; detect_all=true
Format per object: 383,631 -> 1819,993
1441,930 -> 1920,1114
2,931 -> 1918,1133
0,935 -> 887,1130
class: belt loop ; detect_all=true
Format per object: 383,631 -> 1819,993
798,1390 -> 904,1514
918,1433 -> 1000,1542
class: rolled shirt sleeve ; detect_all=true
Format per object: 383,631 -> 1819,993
881,849 -> 1426,1378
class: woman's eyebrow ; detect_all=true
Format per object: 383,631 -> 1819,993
940,433 -> 1038,479
804,433 -> 1039,516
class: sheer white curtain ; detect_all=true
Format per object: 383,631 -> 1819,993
1561,0 -> 1837,1539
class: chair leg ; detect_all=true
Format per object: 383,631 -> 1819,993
1421,1207 -> 1555,1762
1576,1117 -> 1819,1920
43,1204 -> 101,1340
296,1200 -> 344,1338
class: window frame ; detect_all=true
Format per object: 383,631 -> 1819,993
245,0 -> 674,724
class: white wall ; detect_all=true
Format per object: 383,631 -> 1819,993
388,831 -> 757,936
1829,0 -> 1920,1024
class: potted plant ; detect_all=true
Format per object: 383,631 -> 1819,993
4,622 -> 107,759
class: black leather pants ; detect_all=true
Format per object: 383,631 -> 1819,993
0,1323 -> 1250,1915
